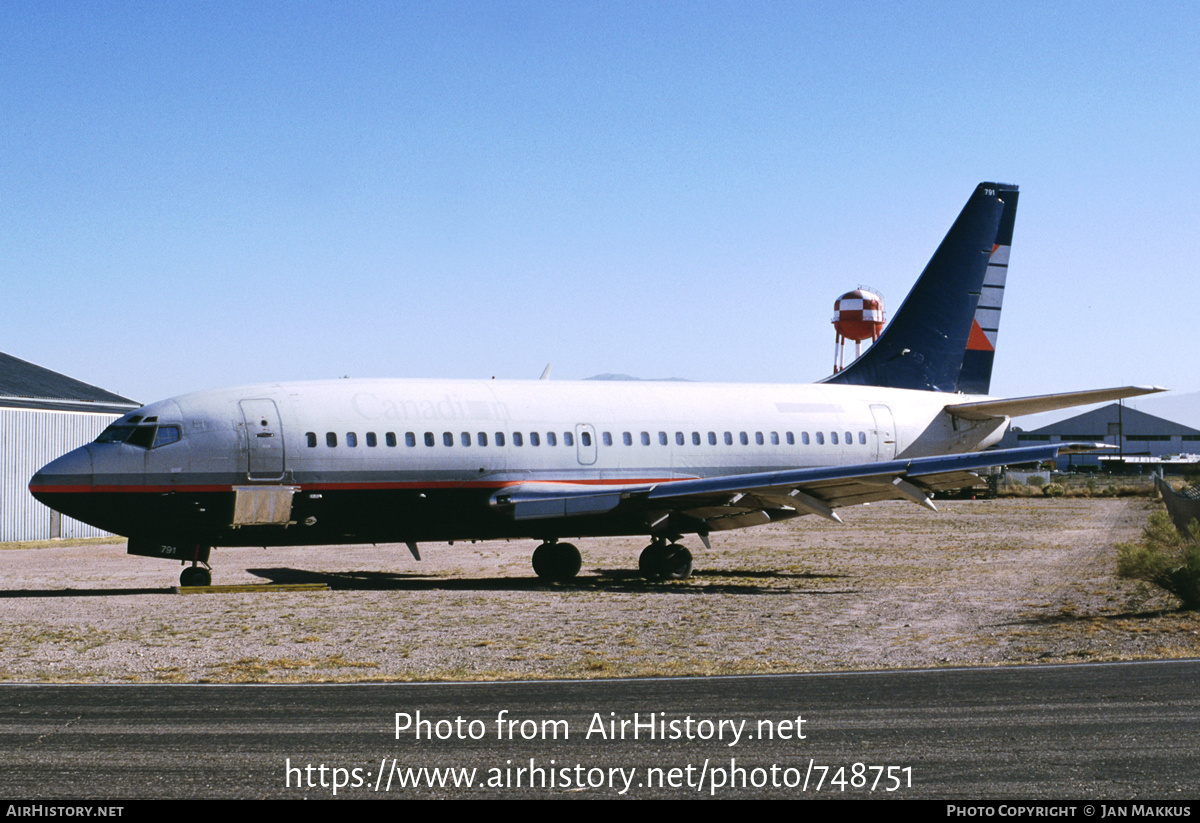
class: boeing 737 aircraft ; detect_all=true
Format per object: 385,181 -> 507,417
31,183 -> 1162,586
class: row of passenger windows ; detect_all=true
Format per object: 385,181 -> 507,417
306,429 -> 870,448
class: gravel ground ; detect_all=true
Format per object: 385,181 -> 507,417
1,497 -> 1197,683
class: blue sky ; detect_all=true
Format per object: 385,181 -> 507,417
3,1 -> 1197,414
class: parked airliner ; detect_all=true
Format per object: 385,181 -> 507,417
31,183 -> 1162,586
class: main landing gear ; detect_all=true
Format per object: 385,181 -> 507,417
639,539 -> 693,581
529,538 -> 695,583
531,540 -> 582,583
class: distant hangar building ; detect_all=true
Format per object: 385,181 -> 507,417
998,404 -> 1200,471
0,352 -> 138,541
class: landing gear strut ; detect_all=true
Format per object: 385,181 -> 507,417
639,539 -> 693,581
532,541 -> 582,583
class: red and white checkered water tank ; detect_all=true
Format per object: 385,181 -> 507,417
832,289 -> 884,342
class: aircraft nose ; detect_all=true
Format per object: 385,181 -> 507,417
30,445 -> 95,497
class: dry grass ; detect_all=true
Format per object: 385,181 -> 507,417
1,498 -> 1197,683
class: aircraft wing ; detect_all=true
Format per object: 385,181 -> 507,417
490,443 -> 1091,532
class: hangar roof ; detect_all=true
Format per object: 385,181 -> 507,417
1020,403 -> 1200,437
0,352 -> 139,414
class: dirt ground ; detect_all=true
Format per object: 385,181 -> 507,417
1,497 -> 1197,683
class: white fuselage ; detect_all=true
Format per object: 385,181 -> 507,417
29,377 -> 1012,549
165,377 -> 1008,483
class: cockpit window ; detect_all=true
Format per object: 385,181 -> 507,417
126,426 -> 157,448
96,424 -> 136,444
153,426 -> 181,447
95,421 -> 182,449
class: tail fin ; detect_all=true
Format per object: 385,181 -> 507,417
824,182 -> 1018,394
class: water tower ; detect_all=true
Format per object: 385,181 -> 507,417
832,288 -> 884,372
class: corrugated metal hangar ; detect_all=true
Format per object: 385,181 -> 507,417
1000,404 -> 1200,471
0,352 -> 138,541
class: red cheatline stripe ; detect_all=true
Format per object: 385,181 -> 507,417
32,477 -> 681,494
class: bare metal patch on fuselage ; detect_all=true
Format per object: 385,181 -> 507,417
232,486 -> 297,526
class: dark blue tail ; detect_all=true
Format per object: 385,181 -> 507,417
824,182 -> 1018,394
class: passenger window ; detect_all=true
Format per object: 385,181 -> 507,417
676,432 -> 685,446
786,432 -> 795,445
724,432 -> 733,445
530,432 -> 540,446
802,432 -> 810,445
366,432 -> 377,447
692,432 -> 701,446
440,432 -> 451,447
513,432 -> 523,447
831,432 -> 838,445
770,432 -> 779,445
816,432 -> 825,445
859,431 -> 866,445
346,432 -> 358,447
602,432 -> 613,446
306,432 -> 317,448
478,432 -> 488,447
623,432 -> 633,446
845,431 -> 852,443
461,432 -> 471,447
327,432 -> 338,447
405,432 -> 416,447
658,432 -> 668,446
755,432 -> 764,445
580,432 -> 590,447
424,432 -> 435,447
709,432 -> 717,445
641,432 -> 651,446
547,432 -> 557,447
495,432 -> 506,446
739,432 -> 749,446
564,432 -> 574,447
386,432 -> 397,447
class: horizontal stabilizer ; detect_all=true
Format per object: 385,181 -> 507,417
945,386 -> 1168,421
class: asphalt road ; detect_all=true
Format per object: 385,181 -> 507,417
2,659 -> 1198,799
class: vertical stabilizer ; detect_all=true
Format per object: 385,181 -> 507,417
824,182 -> 1017,393
956,185 -> 1017,394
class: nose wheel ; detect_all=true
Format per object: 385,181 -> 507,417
179,564 -> 212,587
531,541 -> 582,583
639,540 -> 693,580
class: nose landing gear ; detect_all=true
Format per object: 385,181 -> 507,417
179,562 -> 212,587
